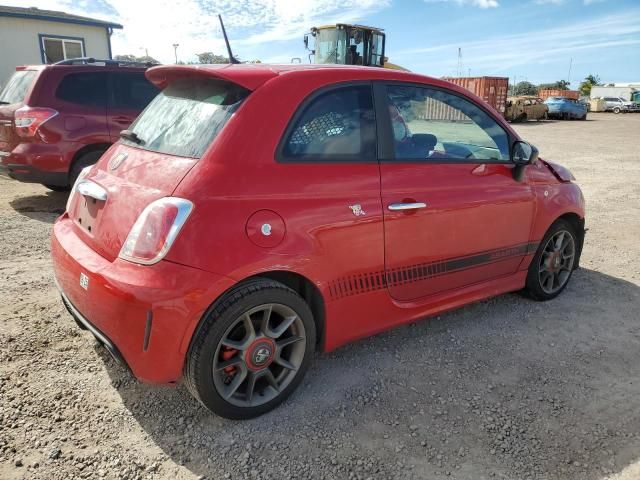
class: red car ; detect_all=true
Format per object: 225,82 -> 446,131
0,59 -> 158,190
51,64 -> 585,419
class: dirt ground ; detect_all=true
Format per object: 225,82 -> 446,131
1,113 -> 639,480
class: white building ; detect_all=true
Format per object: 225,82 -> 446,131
0,5 -> 122,86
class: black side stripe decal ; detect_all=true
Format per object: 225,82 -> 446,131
328,242 -> 539,301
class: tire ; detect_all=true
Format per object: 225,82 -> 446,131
524,219 -> 578,301
43,184 -> 70,192
69,150 -> 105,186
613,107 -> 621,114
185,279 -> 316,419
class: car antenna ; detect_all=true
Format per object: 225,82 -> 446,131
218,14 -> 240,64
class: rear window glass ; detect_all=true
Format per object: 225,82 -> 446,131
121,78 -> 249,158
0,70 -> 37,104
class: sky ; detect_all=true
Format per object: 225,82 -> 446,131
6,0 -> 640,85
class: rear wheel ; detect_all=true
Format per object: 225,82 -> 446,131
185,279 -> 316,419
69,150 -> 105,186
524,219 -> 577,301
613,107 -> 621,114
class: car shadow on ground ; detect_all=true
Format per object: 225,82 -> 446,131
98,267 -> 640,479
516,119 -> 595,127
9,191 -> 67,222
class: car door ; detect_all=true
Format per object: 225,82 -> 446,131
376,83 -> 536,302
107,71 -> 159,142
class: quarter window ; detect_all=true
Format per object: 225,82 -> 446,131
385,85 -> 510,162
282,85 -> 376,160
111,72 -> 159,110
56,73 -> 107,107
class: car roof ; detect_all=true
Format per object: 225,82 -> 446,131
146,63 -> 459,93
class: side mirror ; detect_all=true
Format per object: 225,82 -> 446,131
303,34 -> 309,50
512,141 -> 538,165
511,141 -> 538,182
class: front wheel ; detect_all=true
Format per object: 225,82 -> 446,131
524,220 -> 578,301
613,107 -> 621,114
185,279 -> 316,419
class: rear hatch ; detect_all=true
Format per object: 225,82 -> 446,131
66,72 -> 253,261
0,69 -> 39,155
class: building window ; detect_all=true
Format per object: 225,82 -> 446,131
40,35 -> 85,63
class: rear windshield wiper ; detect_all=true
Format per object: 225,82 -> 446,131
0,101 -> 10,105
120,129 -> 144,145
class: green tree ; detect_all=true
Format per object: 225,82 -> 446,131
579,74 -> 602,96
512,81 -> 538,96
196,52 -> 229,64
114,54 -> 159,64
538,80 -> 571,91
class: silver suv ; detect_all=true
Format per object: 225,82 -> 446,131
601,97 -> 639,114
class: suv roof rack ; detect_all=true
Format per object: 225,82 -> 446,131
53,57 -> 159,68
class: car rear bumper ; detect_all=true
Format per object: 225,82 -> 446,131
1,142 -> 69,186
51,214 -> 236,383
0,161 -> 68,185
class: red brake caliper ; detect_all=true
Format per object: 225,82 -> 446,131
221,346 -> 238,378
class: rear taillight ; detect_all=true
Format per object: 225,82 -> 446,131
119,198 -> 193,265
14,106 -> 58,138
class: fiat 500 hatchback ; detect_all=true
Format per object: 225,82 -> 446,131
51,64 -> 585,419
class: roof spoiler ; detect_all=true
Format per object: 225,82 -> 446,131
145,64 -> 277,91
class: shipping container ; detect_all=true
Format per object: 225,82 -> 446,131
538,89 -> 580,100
442,76 -> 509,114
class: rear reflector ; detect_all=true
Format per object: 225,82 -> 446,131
119,197 -> 193,265
15,106 -> 58,138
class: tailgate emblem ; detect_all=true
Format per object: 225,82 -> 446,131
108,152 -> 128,171
79,273 -> 89,290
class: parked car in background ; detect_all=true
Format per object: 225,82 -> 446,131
600,97 -> 639,114
0,58 -> 159,191
544,97 -> 587,120
505,96 -> 548,122
52,64 -> 586,419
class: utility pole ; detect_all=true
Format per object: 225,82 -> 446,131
567,57 -> 573,87
173,43 -> 179,64
456,47 -> 462,77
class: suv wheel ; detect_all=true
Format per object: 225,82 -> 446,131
524,219 -> 578,301
70,150 -> 105,186
613,107 -> 621,114
185,279 -> 316,419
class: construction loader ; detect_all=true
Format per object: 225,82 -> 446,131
304,24 -> 407,70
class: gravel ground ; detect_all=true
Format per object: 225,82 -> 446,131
1,113 -> 639,480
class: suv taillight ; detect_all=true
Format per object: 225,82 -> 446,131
14,106 -> 58,138
119,198 -> 193,265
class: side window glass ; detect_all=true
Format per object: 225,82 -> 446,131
385,85 -> 510,162
55,73 -> 107,107
282,85 -> 376,160
111,72 -> 159,110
